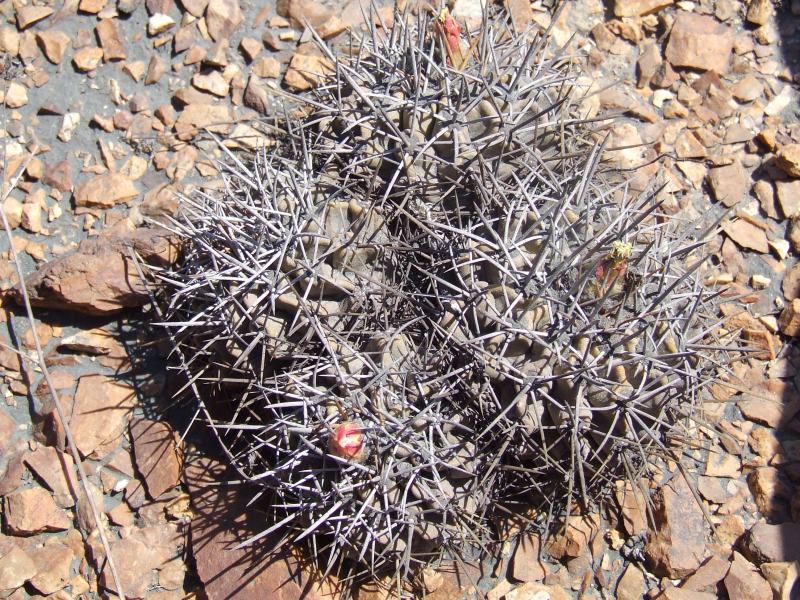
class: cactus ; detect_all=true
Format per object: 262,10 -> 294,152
154,6 -> 729,587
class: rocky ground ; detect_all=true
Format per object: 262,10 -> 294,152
0,0 -> 799,598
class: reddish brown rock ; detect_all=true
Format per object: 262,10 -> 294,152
724,552 -> 772,600
506,0 -> 534,33
28,542 -> 74,595
0,546 -> 37,594
73,46 -> 104,71
665,13 -> 733,73
645,474 -> 707,578
173,103 -> 234,140
23,446 -> 78,508
70,375 -> 137,459
15,5 -> 54,29
4,487 -> 72,535
36,30 -> 70,64
616,563 -> 645,600
510,533 -> 545,582
0,408 -> 17,456
748,467 -> 792,520
722,219 -> 769,254
776,180 -> 800,219
779,299 -> 800,337
96,18 -> 127,61
742,522 -> 800,564
276,0 -> 333,28
15,228 -> 179,316
614,0 -> 673,17
205,0 -> 243,41
544,514 -> 600,560
776,144 -> 800,178
243,75 -> 271,114
681,554 -> 730,592
131,419 -> 182,500
185,458 -> 335,600
707,160 -> 748,207
284,52 -> 334,92
75,172 -> 139,209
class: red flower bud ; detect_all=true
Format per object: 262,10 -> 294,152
329,421 -> 365,462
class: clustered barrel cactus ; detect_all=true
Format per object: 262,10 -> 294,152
154,6 -> 727,585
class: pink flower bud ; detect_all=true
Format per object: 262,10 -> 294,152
329,421 -> 365,462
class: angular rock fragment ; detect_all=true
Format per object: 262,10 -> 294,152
4,487 -> 72,534
645,474 -> 707,578
665,13 -> 733,73
15,228 -> 179,315
131,419 -> 182,500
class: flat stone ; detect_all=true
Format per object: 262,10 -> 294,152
645,474 -> 707,578
4,487 -> 72,535
181,0 -> 208,16
79,0 -> 108,13
510,533 -> 545,582
284,52 -> 334,91
70,374 -> 137,459
276,0 -> 333,28
146,54 -> 167,84
74,173 -> 139,209
665,13 -> 733,73
656,588 -> 716,600
505,583 -> 571,600
675,130 -> 706,159
192,71 -> 229,97
243,75 -> 271,114
616,563 -> 645,600
544,514 -> 600,560
13,229 -> 177,315
36,30 -> 70,64
748,467 -> 792,520
724,552 -> 772,600
738,395 -> 800,429
681,554 -> 730,592
239,36 -> 261,62
777,144 -> 800,178
707,160 -> 748,207
205,0 -> 243,41
779,299 -> 800,336
0,408 -> 16,456
23,446 -> 78,508
42,160 -> 72,192
614,0 -> 673,17
731,75 -> 763,102
784,263 -> 800,301
131,419 -> 181,500
73,46 -> 104,71
75,479 -> 105,536
96,18 -> 127,61
742,522 -> 800,564
705,448 -> 741,478
506,0 -> 534,33
760,562 -> 799,599
16,5 -> 54,29
174,103 -> 234,140
615,480 -> 647,536
722,219 -> 769,254
185,458 -> 334,600
252,56 -> 281,79
5,82 -> 28,108
0,546 -> 37,593
746,0 -> 773,25
776,180 -> 800,219
28,542 -> 74,595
